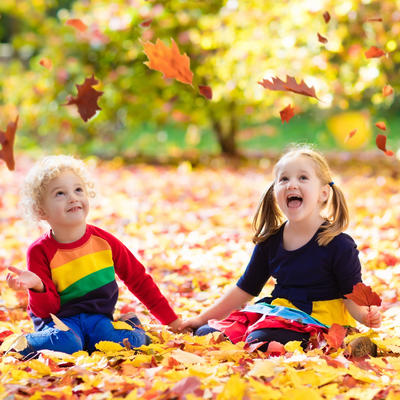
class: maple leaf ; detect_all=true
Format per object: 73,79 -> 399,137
64,75 -> 103,122
323,11 -> 331,23
365,46 -> 385,59
39,58 -> 52,70
323,323 -> 347,350
0,115 -> 18,171
345,129 -> 357,142
143,38 -> 193,85
382,85 -> 394,97
317,33 -> 328,44
375,134 -> 394,156
258,75 -> 318,100
66,18 -> 88,32
345,282 -> 382,307
279,104 -> 295,123
198,85 -> 213,100
375,121 -> 387,131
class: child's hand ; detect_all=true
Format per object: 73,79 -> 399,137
6,266 -> 44,292
179,316 -> 205,332
168,317 -> 184,333
363,305 -> 381,328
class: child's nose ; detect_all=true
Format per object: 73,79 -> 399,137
287,178 -> 298,188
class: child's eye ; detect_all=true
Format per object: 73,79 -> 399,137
75,187 -> 83,193
300,175 -> 308,180
279,176 -> 288,182
55,191 -> 65,197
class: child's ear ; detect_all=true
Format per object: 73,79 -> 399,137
319,184 -> 330,203
36,207 -> 47,220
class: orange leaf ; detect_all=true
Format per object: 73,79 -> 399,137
344,282 -> 382,307
280,104 -> 295,123
266,341 -> 286,356
375,134 -> 394,156
365,46 -> 385,59
323,11 -> 331,23
345,129 -> 357,142
382,85 -> 394,97
66,18 -> 88,32
317,33 -> 328,44
64,75 -> 103,122
375,121 -> 386,131
143,38 -> 193,85
258,75 -> 318,99
140,19 -> 153,28
198,85 -> 212,100
39,57 -> 52,70
323,323 -> 347,350
0,115 -> 18,171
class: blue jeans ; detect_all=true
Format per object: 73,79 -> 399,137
20,313 -> 150,356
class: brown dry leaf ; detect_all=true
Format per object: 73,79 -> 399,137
258,75 -> 318,99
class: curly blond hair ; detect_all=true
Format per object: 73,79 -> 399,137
21,155 -> 96,221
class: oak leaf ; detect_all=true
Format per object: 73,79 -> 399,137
198,85 -> 213,100
0,115 -> 18,171
258,75 -> 318,100
344,282 -> 382,307
317,33 -> 328,44
382,85 -> 394,97
143,38 -> 193,85
323,323 -> 347,350
64,75 -> 103,122
365,46 -> 385,59
66,18 -> 88,32
280,104 -> 295,123
375,134 -> 394,156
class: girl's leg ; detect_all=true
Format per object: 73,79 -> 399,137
20,315 -> 84,356
246,328 -> 310,352
84,314 -> 150,353
194,324 -> 221,336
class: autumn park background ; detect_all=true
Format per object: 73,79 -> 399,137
1,0 -> 400,398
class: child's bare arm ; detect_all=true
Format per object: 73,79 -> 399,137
180,285 -> 254,330
344,299 -> 381,328
6,266 -> 44,292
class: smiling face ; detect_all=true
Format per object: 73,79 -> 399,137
274,154 -> 329,224
39,170 -> 89,236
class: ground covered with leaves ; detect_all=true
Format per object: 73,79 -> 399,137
0,155 -> 400,399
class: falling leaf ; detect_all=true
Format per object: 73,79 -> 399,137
50,313 -> 70,331
345,282 -> 382,307
143,38 -> 193,85
198,85 -> 213,100
345,129 -> 357,142
366,17 -> 383,22
375,121 -> 387,131
0,115 -> 18,171
382,85 -> 394,97
365,46 -> 385,59
323,324 -> 347,350
39,58 -> 52,70
140,19 -> 153,28
375,134 -> 394,156
280,104 -> 295,123
323,11 -> 331,23
258,75 -> 318,99
66,18 -> 88,32
317,33 -> 328,44
64,75 -> 103,122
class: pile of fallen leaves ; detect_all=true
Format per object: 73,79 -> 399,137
0,156 -> 400,399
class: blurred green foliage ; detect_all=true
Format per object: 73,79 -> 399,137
0,0 -> 399,157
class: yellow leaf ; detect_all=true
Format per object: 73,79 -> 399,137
111,321 -> 134,330
2,288 -> 20,308
217,374 -> 246,400
169,349 -> 205,364
344,387 -> 381,400
50,313 -> 70,331
95,340 -> 124,353
0,333 -> 27,353
373,337 -> 400,353
27,359 -> 52,377
347,364 -> 379,383
284,340 -> 304,353
283,387 -> 324,400
387,390 -> 400,400
248,378 -> 281,399
130,354 -> 153,367
248,359 -> 280,379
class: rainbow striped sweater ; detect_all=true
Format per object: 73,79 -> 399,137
27,224 -> 177,330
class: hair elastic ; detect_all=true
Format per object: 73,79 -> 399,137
329,181 -> 334,187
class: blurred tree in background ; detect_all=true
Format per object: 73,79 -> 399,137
0,0 -> 398,157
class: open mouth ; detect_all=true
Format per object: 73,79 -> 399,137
67,206 -> 82,212
287,195 -> 303,208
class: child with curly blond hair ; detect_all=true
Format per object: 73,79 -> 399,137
7,155 -> 181,355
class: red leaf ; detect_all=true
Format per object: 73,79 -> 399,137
375,134 -> 394,156
39,57 -> 53,70
375,121 -> 387,131
140,19 -> 153,28
66,18 -> 88,32
382,85 -> 394,97
266,341 -> 286,356
280,104 -> 295,123
0,115 -> 18,171
345,129 -> 357,142
198,85 -> 213,100
143,38 -> 193,85
258,75 -> 318,99
323,11 -> 331,23
317,33 -> 328,44
344,282 -> 382,307
323,323 -> 347,350
64,75 -> 103,122
365,46 -> 385,59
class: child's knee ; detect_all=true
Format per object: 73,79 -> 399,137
126,328 -> 151,348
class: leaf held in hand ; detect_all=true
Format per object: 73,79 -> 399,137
344,282 -> 382,307
50,313 -> 70,331
143,38 -> 193,85
365,46 -> 385,59
375,134 -> 393,156
66,18 -> 88,32
280,104 -> 295,123
198,85 -> 213,100
258,75 -> 318,100
0,115 -> 18,171
323,323 -> 347,350
64,75 -> 103,122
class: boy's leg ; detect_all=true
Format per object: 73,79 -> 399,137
118,312 -> 143,328
85,314 -> 150,353
246,328 -> 310,352
19,315 -> 84,356
194,324 -> 221,336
